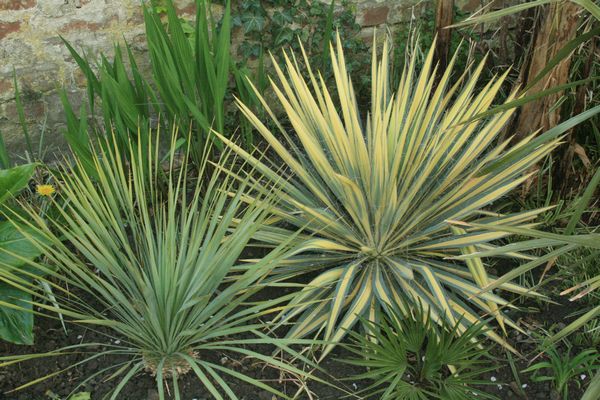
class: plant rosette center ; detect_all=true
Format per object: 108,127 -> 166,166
359,245 -> 384,260
143,349 -> 198,378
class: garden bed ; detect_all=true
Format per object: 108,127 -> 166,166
0,285 -> 589,400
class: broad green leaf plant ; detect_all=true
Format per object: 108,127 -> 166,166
216,33 -> 562,355
0,163 -> 42,345
0,132 -> 312,399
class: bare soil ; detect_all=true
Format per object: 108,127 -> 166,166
0,287 -> 594,400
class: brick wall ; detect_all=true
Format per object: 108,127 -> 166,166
0,0 -> 454,157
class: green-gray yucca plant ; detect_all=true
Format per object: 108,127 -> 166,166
215,33 -> 569,356
0,131 -> 312,399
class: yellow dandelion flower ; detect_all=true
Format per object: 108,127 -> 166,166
36,184 -> 55,197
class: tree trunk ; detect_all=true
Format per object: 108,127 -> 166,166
434,0 -> 454,72
513,2 -> 581,142
554,35 -> 596,197
513,7 -> 537,78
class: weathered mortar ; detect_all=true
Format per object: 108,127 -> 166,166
0,0 -> 466,159
0,0 -> 157,158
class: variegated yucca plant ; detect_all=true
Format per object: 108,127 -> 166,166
217,34 -> 562,356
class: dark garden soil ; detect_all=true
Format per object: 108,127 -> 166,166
0,293 -> 371,400
0,228 -> 596,399
0,246 -> 595,400
0,286 -> 594,400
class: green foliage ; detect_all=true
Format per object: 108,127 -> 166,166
457,221 -> 600,376
144,0 -> 231,157
232,50 -> 269,145
0,163 -> 43,345
496,153 -> 598,232
46,391 -> 91,400
0,220 -> 43,272
0,73 -> 46,168
582,371 -> 600,400
61,0 -> 368,152
453,0 -> 600,27
0,164 -> 36,205
522,343 -> 599,400
233,0 -> 364,69
565,163 -> 600,234
573,318 -> 600,348
475,155 -> 600,348
61,0 -> 232,164
453,0 -> 600,172
341,306 -> 497,400
0,132 -> 9,170
227,0 -> 369,145
0,132 -> 315,398
558,245 -> 600,306
61,40 -> 157,158
392,2 -> 481,85
511,156 -> 572,228
0,283 -> 33,345
12,71 -> 34,157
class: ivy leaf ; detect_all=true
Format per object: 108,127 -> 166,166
179,19 -> 195,36
274,29 -> 294,47
240,0 -> 263,13
272,10 -> 293,26
310,3 -> 324,16
241,13 -> 266,33
232,15 -> 242,27
271,0 -> 294,6
240,42 -> 262,58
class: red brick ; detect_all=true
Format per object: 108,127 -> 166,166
0,21 -> 22,40
178,3 -> 196,15
4,99 -> 45,122
73,69 -> 88,89
174,0 -> 196,15
0,79 -> 12,95
126,10 -> 144,25
0,0 -> 36,11
60,20 -> 104,32
362,6 -> 389,27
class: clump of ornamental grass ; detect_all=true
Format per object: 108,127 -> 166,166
0,132 -> 313,399
215,32 -> 562,356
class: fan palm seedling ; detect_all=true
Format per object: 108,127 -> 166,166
215,33 -> 564,355
0,132 -> 313,399
342,306 -> 498,400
